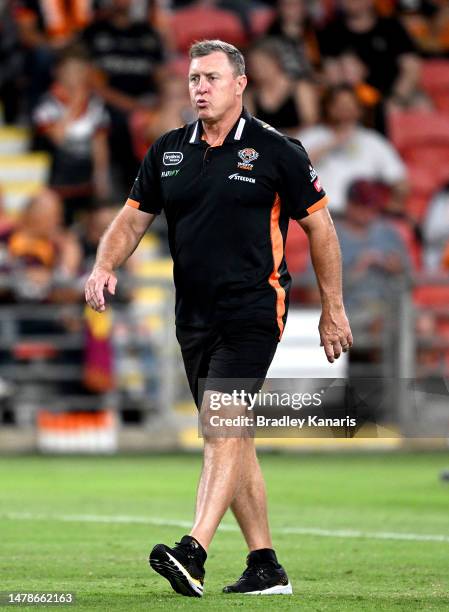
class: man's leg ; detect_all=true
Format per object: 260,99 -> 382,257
190,392 -> 247,550
230,438 -> 272,551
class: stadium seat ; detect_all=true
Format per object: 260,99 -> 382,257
388,111 -> 449,219
388,111 -> 449,151
13,342 -> 58,361
0,127 -> 29,155
421,60 -> 449,114
169,7 -> 247,53
250,7 -> 275,36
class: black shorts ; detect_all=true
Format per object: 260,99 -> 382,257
176,319 -> 280,409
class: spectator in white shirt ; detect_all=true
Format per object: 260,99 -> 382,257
299,84 -> 408,215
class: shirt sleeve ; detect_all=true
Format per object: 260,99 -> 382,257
126,140 -> 163,214
277,137 -> 329,220
370,133 -> 407,183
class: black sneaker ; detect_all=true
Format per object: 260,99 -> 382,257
223,550 -> 292,595
149,535 -> 206,597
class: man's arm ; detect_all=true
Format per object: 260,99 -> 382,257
85,205 -> 156,312
298,208 -> 353,363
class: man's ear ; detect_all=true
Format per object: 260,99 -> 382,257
236,75 -> 248,97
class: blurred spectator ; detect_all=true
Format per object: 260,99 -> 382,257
130,70 -> 196,160
318,0 -> 422,130
399,0 -> 449,56
422,182 -> 449,272
335,180 -> 410,318
76,202 -> 120,274
13,0 -> 96,113
83,0 -> 165,195
7,188 -> 81,305
33,47 -> 110,226
0,0 -> 23,123
265,0 -> 321,74
246,37 -> 318,133
299,85 -> 408,214
0,187 -> 17,301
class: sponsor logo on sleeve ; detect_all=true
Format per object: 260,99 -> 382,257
313,178 -> 322,192
309,164 -> 318,181
163,152 -> 183,166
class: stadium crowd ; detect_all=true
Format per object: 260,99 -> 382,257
1,0 -> 449,410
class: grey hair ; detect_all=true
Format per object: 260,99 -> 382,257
189,39 -> 245,76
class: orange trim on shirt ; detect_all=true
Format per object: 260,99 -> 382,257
126,198 -> 140,209
307,195 -> 329,215
269,193 -> 286,339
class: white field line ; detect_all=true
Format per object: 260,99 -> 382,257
2,511 -> 449,544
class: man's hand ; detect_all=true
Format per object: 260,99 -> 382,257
319,306 -> 353,363
85,266 -> 117,312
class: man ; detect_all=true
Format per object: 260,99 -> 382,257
299,84 -> 408,215
83,0 -> 165,194
318,0 -> 421,131
85,39 -> 352,597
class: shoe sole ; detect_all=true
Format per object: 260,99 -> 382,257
225,582 -> 293,595
149,545 -> 204,597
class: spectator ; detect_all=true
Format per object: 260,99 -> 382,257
13,0 -> 95,114
335,180 -> 410,318
399,0 -> 449,56
0,1 -> 23,123
33,47 -> 110,226
76,202 -> 121,274
246,37 -> 318,133
265,0 -> 321,75
130,70 -> 196,160
318,0 -> 422,130
422,183 -> 449,272
7,188 -> 81,305
299,84 -> 408,214
83,0 -> 165,195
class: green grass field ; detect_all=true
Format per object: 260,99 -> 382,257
1,452 -> 449,611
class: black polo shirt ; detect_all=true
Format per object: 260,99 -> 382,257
127,108 -> 328,335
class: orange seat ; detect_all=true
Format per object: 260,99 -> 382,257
170,7 -> 247,54
14,342 -> 58,360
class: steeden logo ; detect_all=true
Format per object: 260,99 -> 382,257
163,152 -> 183,166
228,173 -> 256,184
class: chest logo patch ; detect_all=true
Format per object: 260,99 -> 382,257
237,148 -> 259,171
163,151 -> 183,166
238,148 -> 259,163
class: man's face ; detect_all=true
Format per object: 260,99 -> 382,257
188,51 -> 247,122
328,91 -> 361,125
341,0 -> 373,17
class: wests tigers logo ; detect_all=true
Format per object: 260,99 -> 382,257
237,148 -> 259,171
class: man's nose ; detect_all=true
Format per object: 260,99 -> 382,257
196,77 -> 209,94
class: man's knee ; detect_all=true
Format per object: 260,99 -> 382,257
200,390 -> 255,441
